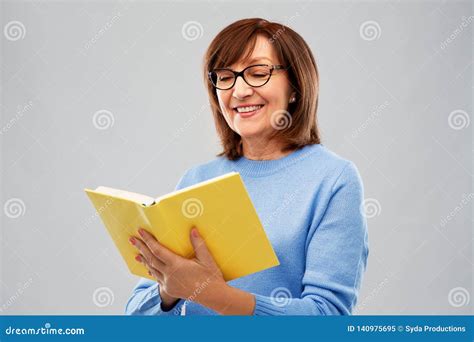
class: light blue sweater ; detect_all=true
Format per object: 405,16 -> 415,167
125,143 -> 369,315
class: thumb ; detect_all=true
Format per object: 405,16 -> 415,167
190,227 -> 215,265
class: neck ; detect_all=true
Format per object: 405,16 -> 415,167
241,137 -> 293,161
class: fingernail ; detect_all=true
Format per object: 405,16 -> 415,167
192,228 -> 198,238
135,255 -> 142,262
129,237 -> 136,245
138,229 -> 145,237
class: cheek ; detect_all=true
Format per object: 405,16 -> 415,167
217,92 -> 231,114
216,93 -> 236,128
260,90 -> 288,114
264,77 -> 292,108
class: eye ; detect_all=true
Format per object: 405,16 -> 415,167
251,72 -> 268,78
247,66 -> 271,78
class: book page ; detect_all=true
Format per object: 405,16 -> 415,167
154,172 -> 238,203
95,186 -> 155,206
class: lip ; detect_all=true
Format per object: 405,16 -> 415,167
233,104 -> 265,118
232,103 -> 264,109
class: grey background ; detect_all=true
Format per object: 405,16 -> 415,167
0,0 -> 472,315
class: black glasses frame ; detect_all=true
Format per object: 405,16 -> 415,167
208,64 -> 287,90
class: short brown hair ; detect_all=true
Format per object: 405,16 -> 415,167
203,18 -> 321,160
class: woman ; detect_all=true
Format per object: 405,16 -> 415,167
125,18 -> 369,315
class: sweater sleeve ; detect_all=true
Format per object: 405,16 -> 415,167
125,278 -> 185,315
124,168 -> 195,316
252,161 -> 369,315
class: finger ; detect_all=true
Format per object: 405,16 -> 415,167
138,228 -> 178,264
143,258 -> 164,283
136,253 -> 164,282
133,239 -> 166,271
190,227 -> 216,266
149,268 -> 164,287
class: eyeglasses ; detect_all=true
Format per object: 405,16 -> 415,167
208,64 -> 287,90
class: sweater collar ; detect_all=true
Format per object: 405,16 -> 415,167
230,144 -> 321,177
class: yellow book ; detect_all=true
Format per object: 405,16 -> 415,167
84,172 -> 279,282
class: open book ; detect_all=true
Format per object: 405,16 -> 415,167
85,172 -> 279,282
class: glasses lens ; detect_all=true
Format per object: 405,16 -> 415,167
244,65 -> 271,87
211,69 -> 235,89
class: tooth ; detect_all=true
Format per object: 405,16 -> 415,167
237,105 -> 262,113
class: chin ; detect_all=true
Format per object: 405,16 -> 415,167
238,129 -> 267,140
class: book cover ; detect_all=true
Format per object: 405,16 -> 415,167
85,172 -> 280,281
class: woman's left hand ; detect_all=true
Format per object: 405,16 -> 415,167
129,226 -> 226,302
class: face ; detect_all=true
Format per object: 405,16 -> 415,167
215,35 -> 295,142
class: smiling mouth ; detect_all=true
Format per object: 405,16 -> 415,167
232,104 -> 265,115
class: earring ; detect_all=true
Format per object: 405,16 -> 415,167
289,96 -> 296,103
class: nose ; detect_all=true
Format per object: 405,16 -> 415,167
232,75 -> 254,100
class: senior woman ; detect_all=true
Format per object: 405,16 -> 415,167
125,18 -> 369,316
